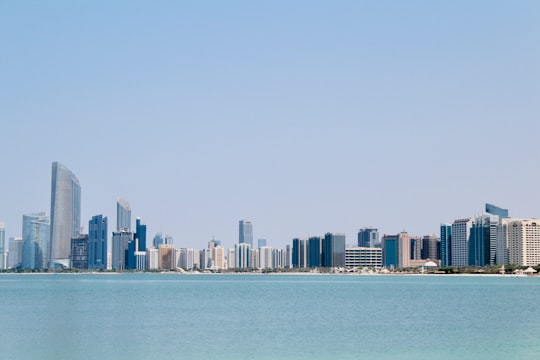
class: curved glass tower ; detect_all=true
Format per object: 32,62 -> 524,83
49,162 -> 81,268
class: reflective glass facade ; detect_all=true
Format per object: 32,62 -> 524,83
22,212 -> 50,269
50,162 -> 81,268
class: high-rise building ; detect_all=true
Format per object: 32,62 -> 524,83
8,237 -> 23,269
158,244 -> 175,270
258,246 -> 273,269
496,218 -> 513,265
382,232 -> 411,268
112,230 -> 132,270
50,162 -> 81,268
135,218 -> 147,252
70,234 -> 89,269
0,223 -> 5,269
486,203 -> 509,218
257,239 -> 267,248
239,220 -> 253,247
421,234 -> 440,260
451,218 -> 474,267
292,238 -> 308,268
440,224 -> 452,266
358,228 -> 379,248
469,215 -> 498,267
308,236 -> 322,267
235,243 -> 251,269
88,215 -> 107,270
22,212 -> 50,270
116,197 -> 131,231
322,233 -> 346,268
507,219 -> 540,266
410,236 -> 422,260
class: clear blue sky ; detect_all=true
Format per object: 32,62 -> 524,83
1,1 -> 539,248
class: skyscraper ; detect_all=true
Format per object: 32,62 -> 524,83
70,234 -> 89,269
50,162 -> 81,268
8,237 -> 23,269
322,233 -> 346,268
358,228 -> 379,248
22,212 -> 50,270
292,238 -> 308,268
451,218 -> 473,267
112,230 -> 132,270
0,223 -> 6,269
469,214 -> 498,267
117,197 -> 131,231
440,224 -> 452,266
382,232 -> 411,268
308,236 -> 322,267
135,218 -> 147,252
239,220 -> 253,247
486,203 -> 509,218
88,215 -> 108,270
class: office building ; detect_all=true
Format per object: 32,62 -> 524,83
70,234 -> 89,269
235,243 -> 251,269
112,230 -> 132,270
0,223 -> 5,269
257,239 -> 267,248
116,197 -> 131,231
158,244 -> 175,270
345,247 -> 382,268
8,237 -> 23,268
239,220 -> 253,247
88,215 -> 107,270
154,232 -> 173,249
508,219 -> 540,266
382,232 -> 411,268
358,228 -> 379,248
211,245 -> 225,269
469,215 -> 498,267
227,248 -> 236,269
451,218 -> 474,267
421,234 -> 440,260
147,248 -> 159,270
486,203 -> 509,218
50,162 -> 81,268
410,236 -> 422,260
308,236 -> 322,267
135,218 -> 147,252
292,238 -> 308,268
22,212 -> 50,270
440,224 -> 452,266
259,246 -> 273,269
323,233 -> 346,268
496,218 -> 513,265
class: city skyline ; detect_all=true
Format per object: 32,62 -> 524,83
1,1 -> 539,249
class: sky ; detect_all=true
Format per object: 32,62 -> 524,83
1,1 -> 539,249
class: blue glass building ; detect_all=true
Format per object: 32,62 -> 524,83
358,228 -> 379,248
22,212 -> 50,270
239,220 -> 253,247
440,224 -> 452,266
485,203 -> 509,218
88,215 -> 107,269
382,234 -> 399,268
308,236 -> 322,267
322,233 -> 346,268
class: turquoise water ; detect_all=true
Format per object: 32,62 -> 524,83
1,274 -> 539,359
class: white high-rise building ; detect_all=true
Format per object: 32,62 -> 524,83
258,246 -> 273,269
451,218 -> 473,266
508,219 -> 540,266
496,218 -> 513,265
227,248 -> 235,269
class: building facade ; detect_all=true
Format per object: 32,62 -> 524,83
50,162 -> 81,268
358,228 -> 379,248
239,220 -> 253,247
323,233 -> 346,268
451,218 -> 473,267
88,215 -> 107,270
70,234 -> 89,269
116,197 -> 131,231
345,247 -> 382,268
22,212 -> 50,270
440,224 -> 452,266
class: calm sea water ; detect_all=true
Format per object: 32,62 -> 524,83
0,273 -> 539,359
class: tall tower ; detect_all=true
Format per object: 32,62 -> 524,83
0,223 -> 5,269
440,224 -> 452,266
239,220 -> 253,247
88,215 -> 108,270
358,228 -> 379,248
451,218 -> 473,267
117,197 -> 131,231
22,212 -> 50,269
49,162 -> 81,268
